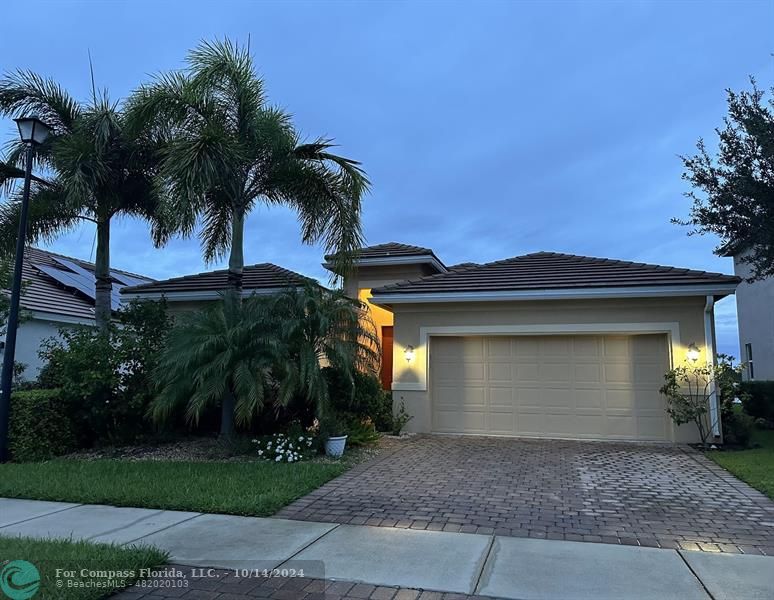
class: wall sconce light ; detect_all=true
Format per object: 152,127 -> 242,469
404,345 -> 415,364
687,343 -> 701,363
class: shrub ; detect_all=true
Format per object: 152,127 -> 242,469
722,409 -> 755,447
347,417 -> 380,446
9,389 -> 76,462
740,380 -> 774,421
252,432 -> 315,462
37,299 -> 170,446
325,367 -> 394,431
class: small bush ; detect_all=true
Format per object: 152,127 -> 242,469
10,388 -> 76,462
347,417 -> 380,446
324,367 -> 395,431
252,432 -> 315,463
722,408 -> 755,447
741,381 -> 774,421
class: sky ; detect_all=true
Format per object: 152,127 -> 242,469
1,0 -> 773,358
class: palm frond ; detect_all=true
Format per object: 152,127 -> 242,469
0,69 -> 81,132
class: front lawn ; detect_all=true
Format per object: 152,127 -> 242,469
0,459 -> 348,516
707,429 -> 774,499
0,535 -> 166,600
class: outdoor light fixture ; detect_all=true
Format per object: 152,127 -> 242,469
14,116 -> 52,146
0,116 -> 53,462
404,345 -> 415,364
687,343 -> 701,363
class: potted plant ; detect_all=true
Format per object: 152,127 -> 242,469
320,413 -> 348,457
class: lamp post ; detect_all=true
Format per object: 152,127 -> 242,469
0,116 -> 52,462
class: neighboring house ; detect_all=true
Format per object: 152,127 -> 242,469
721,246 -> 774,381
1,247 -> 153,380
120,263 -> 314,312
326,242 -> 739,443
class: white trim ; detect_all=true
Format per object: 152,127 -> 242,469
121,287 -> 298,302
27,310 -> 95,326
371,284 -> 737,304
393,322 -> 681,392
705,295 -> 721,437
324,255 -> 448,273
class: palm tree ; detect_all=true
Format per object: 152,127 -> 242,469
126,39 -> 369,298
150,286 -> 379,437
266,284 -> 380,419
151,294 -> 278,434
0,71 -> 162,329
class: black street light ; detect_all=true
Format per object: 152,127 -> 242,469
0,116 -> 52,462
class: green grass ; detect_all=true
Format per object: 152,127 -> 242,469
707,428 -> 774,499
0,459 -> 348,516
0,535 -> 166,599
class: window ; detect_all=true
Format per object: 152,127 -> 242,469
745,343 -> 754,379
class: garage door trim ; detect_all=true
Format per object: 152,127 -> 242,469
392,322 -> 681,392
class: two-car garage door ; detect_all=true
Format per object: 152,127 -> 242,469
430,334 -> 671,441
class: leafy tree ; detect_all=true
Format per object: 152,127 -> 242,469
676,79 -> 774,281
150,295 -> 278,436
0,71 -> 163,328
126,39 -> 369,298
659,355 -> 748,447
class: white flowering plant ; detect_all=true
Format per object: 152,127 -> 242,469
252,432 -> 316,463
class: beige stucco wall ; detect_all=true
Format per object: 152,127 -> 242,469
387,296 -> 713,443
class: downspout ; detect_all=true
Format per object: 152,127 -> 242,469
704,295 -> 720,438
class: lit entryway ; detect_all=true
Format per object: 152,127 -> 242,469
430,334 -> 670,441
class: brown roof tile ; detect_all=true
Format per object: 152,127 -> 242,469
122,263 -> 314,294
371,251 -> 740,295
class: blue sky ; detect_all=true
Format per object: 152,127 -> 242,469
2,0 -> 773,357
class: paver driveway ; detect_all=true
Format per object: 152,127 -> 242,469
277,435 -> 774,554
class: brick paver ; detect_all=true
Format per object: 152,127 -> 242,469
111,565 -> 495,599
276,435 -> 774,554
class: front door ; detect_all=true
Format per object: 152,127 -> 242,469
381,326 -> 394,390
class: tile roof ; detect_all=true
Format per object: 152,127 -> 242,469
17,247 -> 153,321
324,242 -> 436,261
122,263 -> 314,295
371,251 -> 740,295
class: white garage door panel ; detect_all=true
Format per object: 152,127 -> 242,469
430,334 -> 670,441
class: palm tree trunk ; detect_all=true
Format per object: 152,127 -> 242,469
94,219 -> 112,331
226,209 -> 245,302
219,209 -> 245,438
221,388 -> 236,438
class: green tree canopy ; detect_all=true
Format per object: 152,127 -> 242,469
677,79 -> 774,281
0,71 -> 163,328
126,39 -> 369,296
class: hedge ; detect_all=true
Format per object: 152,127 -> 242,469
740,380 -> 774,422
10,388 -> 76,462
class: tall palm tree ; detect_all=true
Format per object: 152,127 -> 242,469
126,39 -> 369,297
0,71 -> 162,329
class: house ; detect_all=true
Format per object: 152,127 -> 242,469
326,242 -> 740,443
720,246 -> 774,381
120,263 -> 314,311
1,247 -> 153,380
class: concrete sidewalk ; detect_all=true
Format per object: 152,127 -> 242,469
1,498 -> 773,599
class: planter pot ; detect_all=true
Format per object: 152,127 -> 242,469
325,435 -> 348,457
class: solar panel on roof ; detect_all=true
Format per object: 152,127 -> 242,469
35,264 -> 96,300
110,271 -> 150,287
